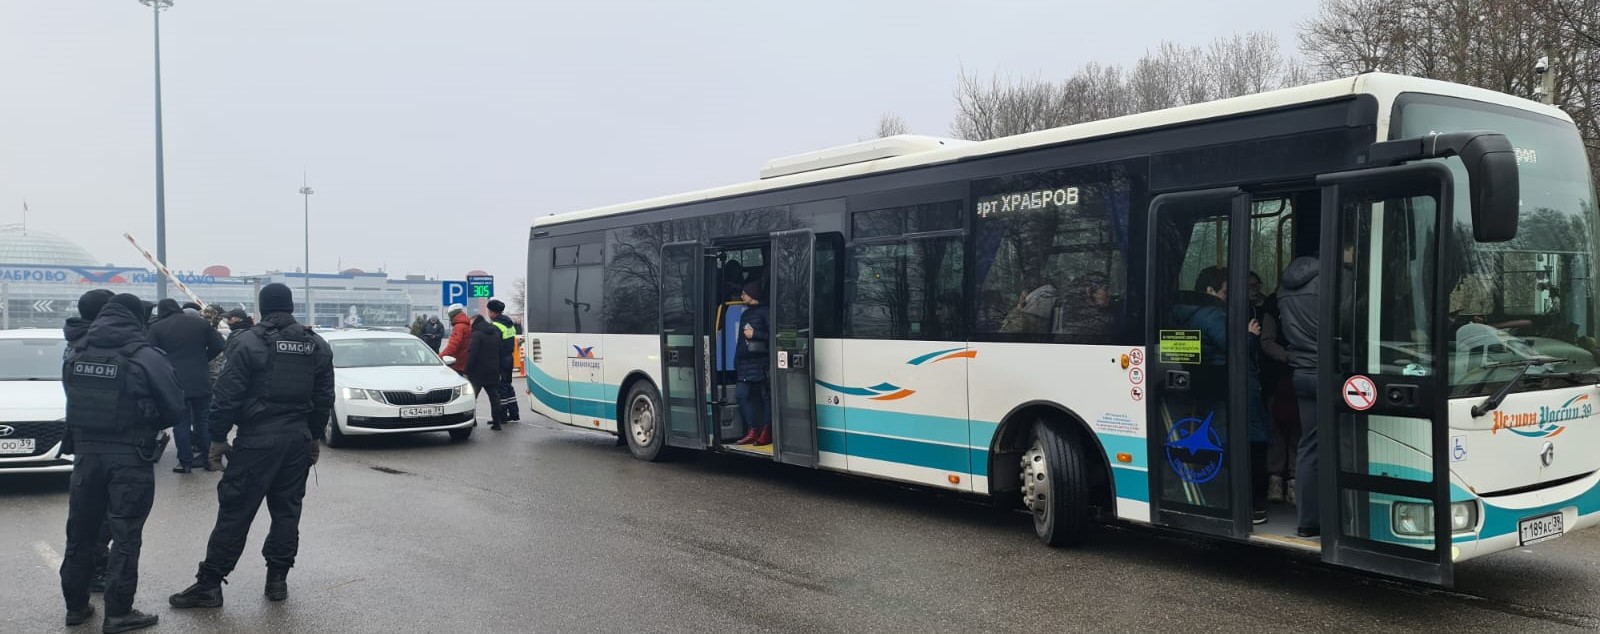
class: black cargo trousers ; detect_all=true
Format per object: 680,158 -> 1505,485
61,453 -> 154,617
199,433 -> 311,579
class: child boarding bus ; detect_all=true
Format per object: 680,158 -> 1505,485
523,73 -> 1598,586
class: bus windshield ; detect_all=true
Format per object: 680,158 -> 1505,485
1395,94 -> 1600,397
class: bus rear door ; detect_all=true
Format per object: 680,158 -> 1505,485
661,241 -> 709,449
770,229 -> 819,466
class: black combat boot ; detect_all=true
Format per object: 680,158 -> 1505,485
265,568 -> 289,602
64,603 -> 94,626
101,609 -> 158,633
168,572 -> 224,609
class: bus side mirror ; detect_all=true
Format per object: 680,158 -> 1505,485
1368,131 -> 1521,242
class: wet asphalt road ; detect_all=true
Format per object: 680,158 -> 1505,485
5,394 -> 1600,634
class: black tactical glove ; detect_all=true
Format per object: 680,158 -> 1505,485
208,441 -> 231,469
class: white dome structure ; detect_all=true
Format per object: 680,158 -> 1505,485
0,224 -> 99,266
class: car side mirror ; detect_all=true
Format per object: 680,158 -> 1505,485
1368,131 -> 1521,242
442,356 -> 456,366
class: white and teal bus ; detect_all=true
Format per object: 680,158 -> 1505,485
523,73 -> 1598,586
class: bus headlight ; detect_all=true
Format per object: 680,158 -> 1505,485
1393,501 -> 1478,536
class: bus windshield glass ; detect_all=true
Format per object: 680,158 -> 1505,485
1396,94 -> 1600,397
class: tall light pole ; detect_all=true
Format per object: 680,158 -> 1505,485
300,175 -> 314,326
140,0 -> 174,300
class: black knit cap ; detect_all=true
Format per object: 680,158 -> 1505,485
77,289 -> 115,320
486,299 -> 505,314
742,282 -> 763,303
111,293 -> 145,319
259,283 -> 294,315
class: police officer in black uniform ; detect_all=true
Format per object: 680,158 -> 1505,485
170,284 -> 334,608
59,293 -> 187,633
60,289 -> 117,595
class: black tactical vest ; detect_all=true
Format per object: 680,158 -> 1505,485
258,324 -> 316,405
65,344 -> 145,434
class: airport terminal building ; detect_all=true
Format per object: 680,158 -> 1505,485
0,225 -> 449,330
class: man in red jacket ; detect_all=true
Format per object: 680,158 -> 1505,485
437,305 -> 471,374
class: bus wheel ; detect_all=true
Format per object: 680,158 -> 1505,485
623,382 -> 667,462
1021,421 -> 1090,546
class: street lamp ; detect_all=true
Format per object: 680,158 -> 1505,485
139,0 -> 174,301
300,176 -> 314,326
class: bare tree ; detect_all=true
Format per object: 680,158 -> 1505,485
510,276 -> 527,318
951,68 -> 1069,141
873,112 -> 911,138
1300,0 -> 1600,184
950,31 -> 1305,141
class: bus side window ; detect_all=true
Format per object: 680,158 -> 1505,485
814,233 -> 844,339
971,161 -> 1138,343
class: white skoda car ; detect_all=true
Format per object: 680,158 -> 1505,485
322,330 -> 477,447
0,329 -> 72,475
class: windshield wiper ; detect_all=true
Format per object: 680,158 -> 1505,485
1532,367 -> 1600,386
1471,357 -> 1571,417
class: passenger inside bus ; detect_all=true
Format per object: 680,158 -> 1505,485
1173,267 -> 1271,524
1000,284 -> 1058,334
1063,272 -> 1116,337
732,282 -> 772,447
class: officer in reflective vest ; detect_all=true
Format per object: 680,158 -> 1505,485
59,293 -> 187,633
487,299 -> 521,422
169,284 -> 335,609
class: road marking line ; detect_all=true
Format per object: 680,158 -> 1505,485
34,541 -> 63,570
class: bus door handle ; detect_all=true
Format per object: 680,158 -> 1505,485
1166,370 -> 1191,391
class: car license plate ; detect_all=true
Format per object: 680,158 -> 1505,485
399,406 -> 445,419
1519,512 -> 1565,546
0,438 -> 36,455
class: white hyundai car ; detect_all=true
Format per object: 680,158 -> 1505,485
0,329 -> 72,475
322,330 -> 477,447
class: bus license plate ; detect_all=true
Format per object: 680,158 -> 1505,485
1519,512 -> 1564,546
0,438 -> 36,455
399,406 -> 444,419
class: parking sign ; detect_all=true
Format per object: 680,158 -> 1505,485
442,280 -> 467,306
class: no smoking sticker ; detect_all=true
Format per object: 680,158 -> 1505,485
1343,375 -> 1377,411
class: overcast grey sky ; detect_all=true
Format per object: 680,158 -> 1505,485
1,0 -> 1316,287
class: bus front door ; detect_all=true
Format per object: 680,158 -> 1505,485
661,241 -> 709,450
1145,188 -> 1256,538
1316,163 -> 1454,586
769,230 -> 819,466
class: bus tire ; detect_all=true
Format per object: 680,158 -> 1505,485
1022,420 -> 1091,547
622,381 -> 668,462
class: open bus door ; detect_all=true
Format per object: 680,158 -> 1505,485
769,229 -> 819,466
1316,162 -> 1455,586
661,241 -> 709,450
1145,188 -> 1256,538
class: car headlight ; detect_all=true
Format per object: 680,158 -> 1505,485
452,385 -> 467,400
1393,501 -> 1478,536
341,387 -> 388,404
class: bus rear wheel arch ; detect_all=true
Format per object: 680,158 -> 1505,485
990,406 -> 1110,546
619,377 -> 668,462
